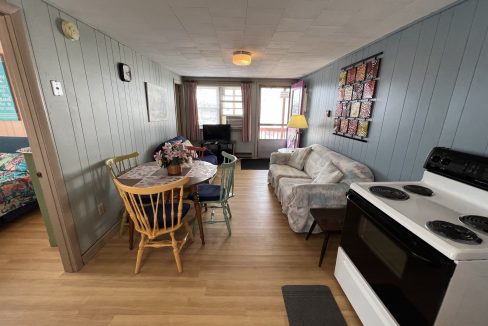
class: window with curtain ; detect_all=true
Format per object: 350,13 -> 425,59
196,86 -> 242,128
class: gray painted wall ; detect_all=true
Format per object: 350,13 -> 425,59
14,0 -> 179,254
302,0 -> 488,181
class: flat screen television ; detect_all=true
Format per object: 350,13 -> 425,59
203,124 -> 231,142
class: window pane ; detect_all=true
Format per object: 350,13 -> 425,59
259,126 -> 287,140
260,87 -> 290,125
234,109 -> 243,116
222,95 -> 237,101
222,101 -> 235,109
197,86 -> 219,125
222,109 -> 233,115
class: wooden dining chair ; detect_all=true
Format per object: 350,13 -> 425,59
105,152 -> 140,237
113,177 -> 193,273
186,146 -> 207,160
188,151 -> 237,235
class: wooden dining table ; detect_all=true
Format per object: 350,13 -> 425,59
117,160 -> 217,247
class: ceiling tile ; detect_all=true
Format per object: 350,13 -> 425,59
49,0 -> 457,78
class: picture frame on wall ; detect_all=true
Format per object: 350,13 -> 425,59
145,82 -> 168,122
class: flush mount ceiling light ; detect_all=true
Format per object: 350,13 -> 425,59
232,51 -> 252,66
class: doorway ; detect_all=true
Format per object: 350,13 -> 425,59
257,86 -> 290,158
0,7 -> 83,271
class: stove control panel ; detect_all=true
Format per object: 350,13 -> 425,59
424,147 -> 488,191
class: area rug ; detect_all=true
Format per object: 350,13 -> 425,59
281,285 -> 347,326
240,158 -> 270,170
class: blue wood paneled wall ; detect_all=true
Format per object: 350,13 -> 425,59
14,0 -> 179,253
302,0 -> 488,181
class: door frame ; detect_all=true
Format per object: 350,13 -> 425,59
0,3 -> 83,272
255,82 -> 292,158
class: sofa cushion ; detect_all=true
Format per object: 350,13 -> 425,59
276,177 -> 312,205
303,145 -> 329,178
287,147 -> 312,170
312,162 -> 343,184
268,164 -> 310,188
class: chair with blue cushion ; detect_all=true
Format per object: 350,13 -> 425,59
113,176 -> 193,273
188,151 -> 237,235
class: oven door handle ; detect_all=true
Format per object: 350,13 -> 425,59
347,191 -> 451,267
407,247 -> 443,266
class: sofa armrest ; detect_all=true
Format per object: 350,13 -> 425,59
289,183 -> 349,209
270,152 -> 292,165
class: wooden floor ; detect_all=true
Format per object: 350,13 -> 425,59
0,164 -> 361,325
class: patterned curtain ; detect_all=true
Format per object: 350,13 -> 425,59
183,81 -> 199,141
241,82 -> 252,142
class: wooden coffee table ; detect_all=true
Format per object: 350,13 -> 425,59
306,208 -> 347,267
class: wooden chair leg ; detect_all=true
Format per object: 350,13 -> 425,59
223,203 -> 232,236
319,231 -> 330,267
134,234 -> 146,274
120,210 -> 128,236
306,220 -> 317,240
183,220 -> 193,242
226,202 -> 233,219
171,232 -> 182,273
129,219 -> 135,250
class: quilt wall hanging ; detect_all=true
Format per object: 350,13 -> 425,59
334,52 -> 382,142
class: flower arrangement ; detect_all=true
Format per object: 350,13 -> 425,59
154,141 -> 190,168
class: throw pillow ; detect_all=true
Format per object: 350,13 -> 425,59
287,147 -> 312,170
312,162 -> 343,184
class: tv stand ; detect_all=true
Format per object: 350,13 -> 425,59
201,140 -> 235,163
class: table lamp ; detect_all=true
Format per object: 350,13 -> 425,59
287,114 -> 308,148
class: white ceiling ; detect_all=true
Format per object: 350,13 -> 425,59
47,0 -> 457,79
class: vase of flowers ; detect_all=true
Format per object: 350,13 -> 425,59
154,141 -> 190,176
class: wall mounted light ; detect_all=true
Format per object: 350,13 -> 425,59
232,51 -> 252,66
61,20 -> 80,41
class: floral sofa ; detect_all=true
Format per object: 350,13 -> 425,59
268,144 -> 374,233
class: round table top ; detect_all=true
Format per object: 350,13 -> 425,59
117,160 -> 217,188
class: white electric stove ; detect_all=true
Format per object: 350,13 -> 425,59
334,147 -> 488,326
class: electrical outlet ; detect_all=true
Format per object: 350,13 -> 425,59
97,203 -> 105,216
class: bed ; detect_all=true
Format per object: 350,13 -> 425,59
0,136 -> 37,222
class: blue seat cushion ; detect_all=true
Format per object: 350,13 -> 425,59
143,203 -> 191,228
201,154 -> 218,165
188,184 -> 221,202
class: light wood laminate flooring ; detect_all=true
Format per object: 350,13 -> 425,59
0,164 -> 361,325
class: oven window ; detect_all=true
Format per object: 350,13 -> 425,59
359,216 -> 407,278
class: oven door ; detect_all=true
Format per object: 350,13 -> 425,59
340,190 -> 456,326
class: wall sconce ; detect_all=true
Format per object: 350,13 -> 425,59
326,110 -> 331,117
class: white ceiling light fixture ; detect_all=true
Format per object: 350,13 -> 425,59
232,51 -> 252,66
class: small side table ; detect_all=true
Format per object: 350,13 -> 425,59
278,148 -> 295,153
306,208 -> 347,267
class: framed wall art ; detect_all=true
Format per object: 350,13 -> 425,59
145,82 -> 168,122
333,52 -> 382,142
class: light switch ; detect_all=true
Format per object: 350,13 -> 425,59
50,80 -> 63,96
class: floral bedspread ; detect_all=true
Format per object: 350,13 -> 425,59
0,170 -> 36,217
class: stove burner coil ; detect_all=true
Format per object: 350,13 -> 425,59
460,215 -> 488,233
426,220 -> 482,245
369,186 -> 410,200
403,185 -> 434,196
